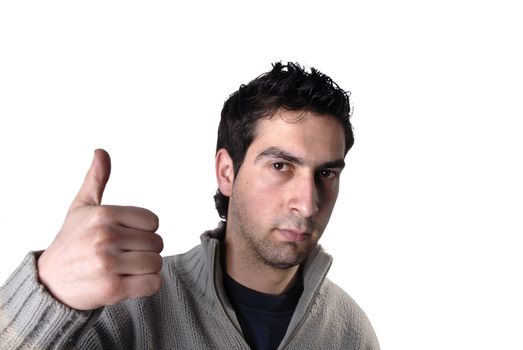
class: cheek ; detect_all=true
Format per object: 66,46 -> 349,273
250,184 -> 281,215
235,172 -> 281,215
246,167 -> 286,196
318,185 -> 339,215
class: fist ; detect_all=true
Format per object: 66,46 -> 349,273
37,149 -> 164,310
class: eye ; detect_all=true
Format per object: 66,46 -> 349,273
319,169 -> 338,180
272,162 -> 290,171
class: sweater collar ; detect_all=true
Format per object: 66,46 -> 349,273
198,221 -> 334,336
199,221 -> 333,287
199,221 -> 334,290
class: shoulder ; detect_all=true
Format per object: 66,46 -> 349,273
159,242 -> 217,303
318,278 -> 380,347
321,278 -> 363,313
162,244 -> 202,269
161,243 -> 208,282
320,278 -> 373,326
87,244 -> 214,346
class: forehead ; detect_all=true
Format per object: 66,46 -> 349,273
248,110 -> 346,163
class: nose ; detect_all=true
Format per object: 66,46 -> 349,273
289,173 -> 320,218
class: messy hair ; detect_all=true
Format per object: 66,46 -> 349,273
214,62 -> 354,220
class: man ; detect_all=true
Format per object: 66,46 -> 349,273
0,62 -> 379,349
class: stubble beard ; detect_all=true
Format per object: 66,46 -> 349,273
230,198 -> 321,270
248,235 -> 314,270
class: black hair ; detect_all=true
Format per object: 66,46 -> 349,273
214,62 -> 354,220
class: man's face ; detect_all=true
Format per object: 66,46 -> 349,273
227,110 -> 346,269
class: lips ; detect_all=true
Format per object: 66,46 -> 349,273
277,228 -> 311,243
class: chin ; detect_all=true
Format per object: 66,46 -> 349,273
261,242 -> 314,269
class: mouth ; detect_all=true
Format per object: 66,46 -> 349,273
276,228 -> 311,243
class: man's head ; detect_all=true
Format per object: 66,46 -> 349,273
214,62 -> 353,270
214,62 -> 353,220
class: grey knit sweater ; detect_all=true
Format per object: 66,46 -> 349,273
0,225 -> 379,349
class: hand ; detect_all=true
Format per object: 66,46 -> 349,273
37,149 -> 164,310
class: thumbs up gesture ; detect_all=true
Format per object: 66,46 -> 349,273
37,150 -> 164,310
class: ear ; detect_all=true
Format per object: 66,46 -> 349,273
215,148 -> 235,197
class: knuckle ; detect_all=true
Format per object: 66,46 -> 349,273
90,206 -> 113,224
92,228 -> 118,252
152,234 -> 164,252
93,253 -> 116,274
152,255 -> 163,272
146,275 -> 163,295
99,278 -> 124,304
131,207 -> 159,231
137,208 -> 159,230
128,275 -> 162,299
147,211 -> 160,230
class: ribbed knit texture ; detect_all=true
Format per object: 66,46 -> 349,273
1,223 -> 379,349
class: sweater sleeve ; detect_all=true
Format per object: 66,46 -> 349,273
0,252 -> 102,349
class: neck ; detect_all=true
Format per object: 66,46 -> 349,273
223,232 -> 300,295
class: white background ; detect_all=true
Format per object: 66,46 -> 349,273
1,1 -> 522,349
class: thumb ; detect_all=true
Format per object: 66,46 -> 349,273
70,149 -> 111,209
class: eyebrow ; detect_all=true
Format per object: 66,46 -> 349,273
255,147 -> 346,170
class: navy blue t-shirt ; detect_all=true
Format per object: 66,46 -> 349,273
223,273 -> 304,350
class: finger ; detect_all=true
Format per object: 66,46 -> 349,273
120,273 -> 163,300
104,205 -> 160,232
71,149 -> 111,210
117,227 -> 163,253
115,251 -> 163,275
